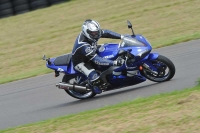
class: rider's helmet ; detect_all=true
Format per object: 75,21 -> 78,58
82,19 -> 102,42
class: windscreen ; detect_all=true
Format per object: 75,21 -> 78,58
120,37 -> 146,47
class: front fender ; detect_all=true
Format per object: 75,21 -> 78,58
140,53 -> 159,73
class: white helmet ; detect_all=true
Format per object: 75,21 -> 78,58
82,19 -> 102,42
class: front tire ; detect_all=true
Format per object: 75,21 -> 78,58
142,55 -> 175,82
62,74 -> 96,100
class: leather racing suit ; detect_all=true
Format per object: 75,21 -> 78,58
71,29 -> 121,93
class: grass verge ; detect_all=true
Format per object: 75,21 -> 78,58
1,85 -> 200,133
0,0 -> 200,84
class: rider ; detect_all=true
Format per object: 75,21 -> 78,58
72,19 -> 124,94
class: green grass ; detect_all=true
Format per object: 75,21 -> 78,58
1,85 -> 200,133
0,0 -> 200,84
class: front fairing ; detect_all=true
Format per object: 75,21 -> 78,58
112,35 -> 154,72
135,34 -> 152,50
119,34 -> 152,55
97,35 -> 152,60
117,35 -> 152,64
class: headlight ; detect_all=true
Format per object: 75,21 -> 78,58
136,50 -> 150,58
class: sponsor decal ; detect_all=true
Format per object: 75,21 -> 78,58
94,60 -> 109,66
85,47 -> 93,53
103,55 -> 114,58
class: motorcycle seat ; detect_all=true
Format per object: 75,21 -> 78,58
54,53 -> 72,66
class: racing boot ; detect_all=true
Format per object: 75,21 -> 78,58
88,71 -> 104,94
91,78 -> 106,94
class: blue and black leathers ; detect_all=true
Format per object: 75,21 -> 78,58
72,30 -> 121,66
72,29 -> 121,93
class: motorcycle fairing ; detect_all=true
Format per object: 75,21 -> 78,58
134,34 -> 152,49
107,73 -> 146,88
97,43 -> 119,60
45,34 -> 160,88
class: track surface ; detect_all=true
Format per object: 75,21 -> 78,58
0,40 -> 200,129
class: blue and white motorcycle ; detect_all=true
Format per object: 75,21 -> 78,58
43,20 -> 175,99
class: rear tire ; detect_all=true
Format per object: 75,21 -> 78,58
141,55 -> 175,82
62,74 -> 96,99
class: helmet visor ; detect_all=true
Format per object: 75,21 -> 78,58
87,30 -> 101,39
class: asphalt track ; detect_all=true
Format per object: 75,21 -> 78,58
0,40 -> 200,129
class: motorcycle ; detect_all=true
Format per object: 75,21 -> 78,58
43,20 -> 175,99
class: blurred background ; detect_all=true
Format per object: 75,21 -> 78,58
0,0 -> 68,18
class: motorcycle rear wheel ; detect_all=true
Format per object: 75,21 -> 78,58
62,74 -> 96,99
141,55 -> 175,82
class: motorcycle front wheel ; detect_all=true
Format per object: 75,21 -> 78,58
141,55 -> 175,82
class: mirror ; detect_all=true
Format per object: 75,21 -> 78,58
126,20 -> 135,36
42,55 -> 46,60
127,20 -> 132,29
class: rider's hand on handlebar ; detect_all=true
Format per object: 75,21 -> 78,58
113,58 -> 125,66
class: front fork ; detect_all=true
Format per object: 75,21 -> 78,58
140,53 -> 159,75
142,62 -> 158,75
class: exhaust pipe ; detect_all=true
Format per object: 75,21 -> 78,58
56,82 -> 90,93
